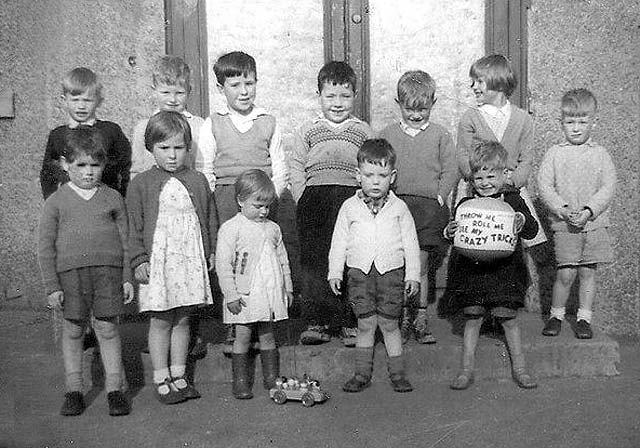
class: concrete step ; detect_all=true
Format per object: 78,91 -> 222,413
114,313 -> 619,387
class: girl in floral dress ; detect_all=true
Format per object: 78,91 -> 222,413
216,169 -> 294,399
127,111 -> 217,405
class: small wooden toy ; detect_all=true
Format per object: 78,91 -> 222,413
269,375 -> 329,407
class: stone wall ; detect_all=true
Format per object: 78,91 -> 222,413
1,0 -> 638,335
528,0 -> 640,335
0,0 -> 164,306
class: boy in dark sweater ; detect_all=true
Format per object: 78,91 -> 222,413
40,67 -> 131,199
379,70 -> 458,344
38,127 -> 134,416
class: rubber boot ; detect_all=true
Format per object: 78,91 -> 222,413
260,349 -> 279,390
343,347 -> 373,392
388,354 -> 413,392
231,353 -> 253,399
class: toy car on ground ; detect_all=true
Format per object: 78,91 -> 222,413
269,376 -> 329,407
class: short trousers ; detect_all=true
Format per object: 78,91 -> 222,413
398,195 -> 449,249
554,227 -> 614,267
463,305 -> 517,319
347,265 -> 405,320
58,266 -> 124,321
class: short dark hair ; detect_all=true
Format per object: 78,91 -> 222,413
469,141 -> 508,173
213,51 -> 257,85
317,61 -> 357,93
152,55 -> 192,92
144,111 -> 192,153
357,139 -> 396,169
397,70 -> 436,109
469,54 -> 517,97
235,169 -> 277,204
63,127 -> 107,164
561,88 -> 597,117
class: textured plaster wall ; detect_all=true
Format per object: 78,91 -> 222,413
0,0 -> 164,307
528,0 -> 640,335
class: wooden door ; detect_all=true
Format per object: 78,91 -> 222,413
165,0 -> 530,121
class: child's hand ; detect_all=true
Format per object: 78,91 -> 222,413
445,221 -> 459,239
227,298 -> 246,315
134,262 -> 150,284
329,278 -> 342,296
569,208 -> 591,228
46,290 -> 64,311
404,281 -> 420,299
208,253 -> 216,272
285,291 -> 294,308
513,212 -> 525,234
123,282 -> 135,304
558,205 -> 576,222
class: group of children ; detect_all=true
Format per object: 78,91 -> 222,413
37,50 -> 616,416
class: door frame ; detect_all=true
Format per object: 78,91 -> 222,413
164,0 -> 530,118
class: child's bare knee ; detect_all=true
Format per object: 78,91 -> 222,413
93,318 -> 118,340
377,316 -> 398,333
358,316 -> 377,334
63,319 -> 85,339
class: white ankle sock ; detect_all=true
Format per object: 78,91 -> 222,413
577,308 -> 593,323
170,365 -> 186,378
153,368 -> 170,384
550,307 -> 566,320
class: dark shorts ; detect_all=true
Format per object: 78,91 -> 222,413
398,195 -> 449,249
347,265 -> 405,320
59,266 -> 124,321
463,305 -> 517,319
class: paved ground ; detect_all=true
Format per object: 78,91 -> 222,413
2,310 -> 639,448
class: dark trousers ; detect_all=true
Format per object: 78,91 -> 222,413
296,185 -> 357,330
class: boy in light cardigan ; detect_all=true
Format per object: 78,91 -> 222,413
328,139 -> 420,393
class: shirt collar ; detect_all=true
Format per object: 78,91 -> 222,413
357,189 -> 392,215
68,118 -> 96,128
152,109 -> 193,119
399,120 -> 429,136
215,104 -> 267,120
479,101 -> 511,118
559,139 -> 596,147
313,115 -> 362,127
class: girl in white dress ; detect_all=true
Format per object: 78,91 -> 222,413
127,111 -> 217,405
216,169 -> 294,399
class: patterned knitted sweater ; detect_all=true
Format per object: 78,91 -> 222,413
290,117 -> 374,202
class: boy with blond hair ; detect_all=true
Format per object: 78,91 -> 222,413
40,67 -> 131,199
380,70 -> 458,345
538,88 -> 616,339
130,55 -> 205,178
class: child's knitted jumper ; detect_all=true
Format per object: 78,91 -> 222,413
290,118 -> 374,202
38,184 -> 130,294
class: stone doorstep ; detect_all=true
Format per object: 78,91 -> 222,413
104,313 -> 619,389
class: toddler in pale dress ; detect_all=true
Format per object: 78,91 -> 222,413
126,111 -> 218,405
215,169 -> 294,399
